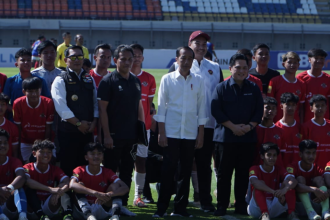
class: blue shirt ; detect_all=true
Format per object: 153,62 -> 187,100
211,77 -> 263,143
3,73 -> 51,104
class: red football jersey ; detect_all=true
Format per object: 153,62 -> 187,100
23,163 -> 67,202
13,96 -> 54,144
249,165 -> 291,200
224,74 -> 263,92
267,75 -> 306,123
301,119 -> 330,168
89,69 -> 110,89
0,156 -> 23,186
136,71 -> 156,130
0,73 -> 7,93
275,120 -> 302,167
0,117 -> 19,157
286,161 -> 323,186
296,71 -> 330,122
72,165 -> 119,204
254,124 -> 284,166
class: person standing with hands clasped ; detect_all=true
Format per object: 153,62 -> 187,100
153,46 -> 207,218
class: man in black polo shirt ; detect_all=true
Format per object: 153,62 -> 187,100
97,44 -> 144,217
211,54 -> 263,216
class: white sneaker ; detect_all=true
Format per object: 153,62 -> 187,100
0,214 -> 9,220
307,210 -> 321,220
120,206 -> 137,217
109,214 -> 120,220
18,212 -> 28,220
323,210 -> 330,220
87,214 -> 97,220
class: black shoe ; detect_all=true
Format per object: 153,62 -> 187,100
156,183 -> 160,196
152,211 -> 167,218
214,206 -> 227,216
234,205 -> 248,215
201,204 -> 215,213
193,192 -> 200,202
171,210 -> 193,217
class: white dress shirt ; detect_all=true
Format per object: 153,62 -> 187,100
51,68 -> 99,120
154,70 -> 208,140
174,58 -> 221,129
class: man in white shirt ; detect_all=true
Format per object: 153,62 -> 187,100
153,46 -> 208,218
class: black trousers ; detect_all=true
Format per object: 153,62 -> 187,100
58,130 -> 93,176
194,128 -> 215,206
214,142 -> 255,209
103,139 -> 135,206
157,138 -> 195,213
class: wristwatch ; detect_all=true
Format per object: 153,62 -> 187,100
248,123 -> 254,130
76,121 -> 82,127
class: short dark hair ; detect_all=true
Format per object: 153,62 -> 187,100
130,44 -> 144,54
252,43 -> 270,55
32,139 -> 54,151
15,48 -> 32,60
62,32 -> 70,38
280,92 -> 299,104
64,45 -> 84,58
229,53 -> 248,67
37,40 -> 56,55
260,142 -> 279,155
113,44 -> 134,59
299,139 -> 317,152
308,49 -> 328,58
176,46 -> 195,59
204,51 -> 212,60
0,93 -> 10,104
74,34 -> 82,41
0,128 -> 9,141
38,35 -> 45,40
263,97 -> 277,106
84,142 -> 105,155
22,77 -> 42,90
236,48 -> 253,57
309,94 -> 327,106
94,43 -> 112,55
83,59 -> 91,68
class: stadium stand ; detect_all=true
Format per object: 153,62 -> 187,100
0,0 -> 328,24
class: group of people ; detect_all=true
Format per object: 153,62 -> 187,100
0,28 -> 330,220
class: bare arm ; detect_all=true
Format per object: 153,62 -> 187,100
250,178 -> 275,194
107,180 -> 129,197
98,100 -> 113,149
26,176 -> 60,194
10,169 -> 26,189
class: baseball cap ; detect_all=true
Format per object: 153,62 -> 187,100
189,30 -> 210,42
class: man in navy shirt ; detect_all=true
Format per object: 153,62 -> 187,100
4,48 -> 51,105
211,53 -> 263,216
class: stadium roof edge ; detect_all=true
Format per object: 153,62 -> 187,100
1,19 -> 330,34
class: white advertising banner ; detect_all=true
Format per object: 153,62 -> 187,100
0,48 -> 19,67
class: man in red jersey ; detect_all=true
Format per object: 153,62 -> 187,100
297,49 -> 330,122
70,143 -> 129,220
301,95 -> 330,168
89,44 -> 112,88
23,140 -> 73,220
13,77 -> 54,163
0,93 -> 19,158
275,93 -> 302,167
286,140 -> 330,220
130,43 -> 156,208
268,52 -> 306,123
254,97 -> 283,166
248,142 -> 298,220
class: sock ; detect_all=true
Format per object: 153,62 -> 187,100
14,188 -> 27,214
213,168 -> 218,182
298,192 -> 314,213
112,198 -> 122,215
319,186 -> 329,214
134,172 -> 146,199
61,193 -> 73,215
285,189 -> 296,214
253,189 -> 269,214
191,171 -> 199,193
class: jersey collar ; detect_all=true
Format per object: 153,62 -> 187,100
298,161 -> 314,172
307,70 -> 323,78
1,156 -> 8,166
0,117 -> 6,127
26,97 -> 41,109
34,163 -> 50,174
282,75 -> 297,83
258,123 -> 275,128
259,165 -> 275,173
86,165 -> 102,176
311,118 -> 326,126
279,119 -> 296,127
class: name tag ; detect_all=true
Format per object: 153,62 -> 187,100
244,93 -> 252,95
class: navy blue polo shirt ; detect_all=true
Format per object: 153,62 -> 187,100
211,77 -> 263,143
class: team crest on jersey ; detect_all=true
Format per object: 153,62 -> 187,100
40,113 -> 46,118
99,181 -> 106,187
296,90 -> 301,95
321,83 -> 327,88
141,81 -> 148,87
327,131 -> 330,137
273,134 -> 280,140
249,170 -> 255,176
287,167 -> 294,174
208,70 -> 213,75
47,180 -> 54,185
24,168 -> 29,173
136,83 -> 141,91
325,166 -> 330,171
296,133 -> 302,139
73,173 -> 79,178
268,86 -> 272,94
118,85 -> 123,91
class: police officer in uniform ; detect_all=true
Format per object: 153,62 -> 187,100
51,45 -> 98,176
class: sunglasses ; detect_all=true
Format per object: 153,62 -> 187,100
67,55 -> 84,61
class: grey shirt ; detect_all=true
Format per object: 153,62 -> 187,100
32,66 -> 62,92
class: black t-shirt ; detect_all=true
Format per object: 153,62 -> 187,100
249,68 -> 280,94
97,70 -> 141,140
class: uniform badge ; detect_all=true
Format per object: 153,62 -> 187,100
141,81 -> 148,87
325,166 -> 330,171
24,168 -> 29,173
321,83 -> 327,88
268,86 -> 272,94
72,95 -> 78,101
99,181 -> 106,187
286,167 -> 294,174
73,173 -> 79,178
249,170 -> 255,176
40,113 -> 46,118
296,90 -> 301,95
296,133 -> 302,139
118,85 -> 123,91
273,134 -> 280,140
136,83 -> 141,91
208,70 -> 213,75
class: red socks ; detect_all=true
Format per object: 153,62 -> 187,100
254,189 -> 269,214
285,189 -> 296,214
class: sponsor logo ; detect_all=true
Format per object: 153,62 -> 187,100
296,133 -> 302,139
141,81 -> 148,87
208,70 -> 213,75
274,134 -> 280,140
286,167 -> 294,173
249,170 -> 255,176
321,83 -> 327,88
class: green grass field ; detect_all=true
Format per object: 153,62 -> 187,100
0,67 -> 298,220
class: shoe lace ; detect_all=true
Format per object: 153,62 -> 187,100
63,214 -> 73,220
